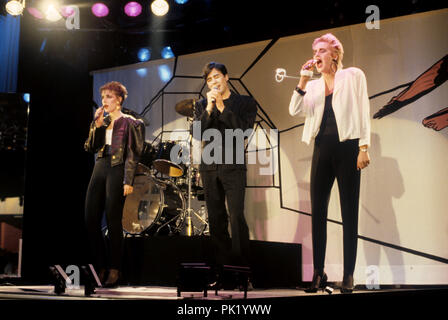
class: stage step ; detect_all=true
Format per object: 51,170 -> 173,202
122,236 -> 301,288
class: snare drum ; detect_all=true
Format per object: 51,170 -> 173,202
153,141 -> 185,177
122,174 -> 185,235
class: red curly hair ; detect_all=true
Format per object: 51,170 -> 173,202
100,81 -> 128,105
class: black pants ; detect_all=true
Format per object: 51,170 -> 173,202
310,136 -> 360,277
201,167 -> 250,267
85,156 -> 125,271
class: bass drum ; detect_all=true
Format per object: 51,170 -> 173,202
122,174 -> 185,235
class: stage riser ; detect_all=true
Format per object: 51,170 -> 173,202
122,236 -> 301,288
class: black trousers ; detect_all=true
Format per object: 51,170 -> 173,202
85,156 -> 125,271
310,136 -> 360,277
201,167 -> 250,267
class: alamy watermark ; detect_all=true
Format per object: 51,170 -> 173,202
167,121 -> 278,175
65,6 -> 80,30
365,5 -> 380,30
365,265 -> 381,289
61,264 -> 80,289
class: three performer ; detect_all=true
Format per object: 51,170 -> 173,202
84,33 -> 371,292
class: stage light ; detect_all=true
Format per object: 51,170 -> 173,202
124,2 -> 142,17
92,2 -> 109,17
27,7 -> 44,19
60,5 -> 76,18
138,48 -> 151,62
136,68 -> 148,77
161,46 -> 174,59
158,65 -> 172,82
5,0 -> 25,16
175,0 -> 189,4
151,0 -> 169,16
45,3 -> 62,21
23,93 -> 30,103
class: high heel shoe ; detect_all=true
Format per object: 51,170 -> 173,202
103,269 -> 121,288
340,274 -> 354,293
98,269 -> 107,284
304,271 -> 328,293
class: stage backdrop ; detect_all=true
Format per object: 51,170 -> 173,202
91,9 -> 448,285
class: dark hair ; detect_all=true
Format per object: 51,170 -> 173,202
100,81 -> 128,105
202,62 -> 228,79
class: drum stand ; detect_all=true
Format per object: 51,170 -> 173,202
184,132 -> 208,236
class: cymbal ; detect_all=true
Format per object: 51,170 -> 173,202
175,98 -> 195,117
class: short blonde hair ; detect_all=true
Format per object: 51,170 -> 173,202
312,33 -> 344,70
100,81 -> 128,105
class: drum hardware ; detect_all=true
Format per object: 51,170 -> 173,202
122,98 -> 208,237
122,174 -> 185,236
175,106 -> 209,237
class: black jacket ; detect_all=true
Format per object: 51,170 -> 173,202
84,114 -> 145,185
194,91 -> 257,171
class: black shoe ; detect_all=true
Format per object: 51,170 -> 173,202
238,279 -> 254,292
98,269 -> 107,284
304,272 -> 328,293
103,269 -> 120,288
340,274 -> 354,293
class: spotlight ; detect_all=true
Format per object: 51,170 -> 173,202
60,5 -> 76,18
175,0 -> 189,4
136,68 -> 148,77
45,3 -> 63,21
161,46 -> 174,59
138,48 -> 151,62
151,0 -> 169,16
27,7 -> 44,19
92,2 -> 109,18
23,93 -> 30,103
158,65 -> 172,82
124,2 -> 142,17
5,0 -> 25,16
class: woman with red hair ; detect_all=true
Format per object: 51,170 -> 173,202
84,81 -> 145,287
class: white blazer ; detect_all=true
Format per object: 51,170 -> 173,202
289,67 -> 371,147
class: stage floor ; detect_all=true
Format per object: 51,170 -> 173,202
0,284 -> 446,300
0,284 -> 376,300
0,284 -> 446,318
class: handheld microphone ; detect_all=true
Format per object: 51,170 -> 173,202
211,86 -> 219,103
303,59 -> 317,70
94,106 -> 109,121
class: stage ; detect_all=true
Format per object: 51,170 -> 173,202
0,283 -> 446,318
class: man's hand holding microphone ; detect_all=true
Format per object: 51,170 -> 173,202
206,86 -> 224,114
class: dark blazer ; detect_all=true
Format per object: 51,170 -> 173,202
84,114 -> 145,185
194,91 -> 257,171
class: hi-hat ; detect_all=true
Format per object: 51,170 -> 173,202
175,99 -> 195,117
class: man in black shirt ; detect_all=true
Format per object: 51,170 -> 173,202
194,62 -> 257,270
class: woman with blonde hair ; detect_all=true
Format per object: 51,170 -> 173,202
289,33 -> 371,293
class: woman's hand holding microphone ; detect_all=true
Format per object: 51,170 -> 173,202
94,106 -> 105,128
297,59 -> 316,91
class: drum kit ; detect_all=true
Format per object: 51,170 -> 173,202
122,99 -> 209,237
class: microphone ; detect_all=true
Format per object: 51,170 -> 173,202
303,59 -> 317,70
211,86 -> 219,103
94,106 -> 110,122
94,106 -> 104,121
